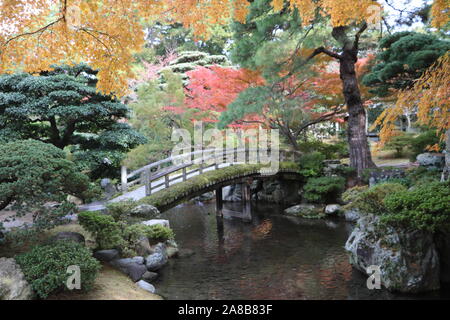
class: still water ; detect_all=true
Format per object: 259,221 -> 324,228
155,201 -> 449,300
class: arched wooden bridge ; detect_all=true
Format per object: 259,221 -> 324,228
103,148 -> 302,214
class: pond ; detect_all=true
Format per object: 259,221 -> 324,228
155,201 -> 449,300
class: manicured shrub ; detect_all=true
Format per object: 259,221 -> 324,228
78,211 -> 124,250
106,199 -> 138,221
15,241 -> 101,299
344,183 -> 407,215
123,224 -> 174,247
382,181 -> 450,233
342,185 -> 369,204
297,152 -> 326,178
303,176 -> 346,204
0,140 -> 90,224
383,132 -> 415,157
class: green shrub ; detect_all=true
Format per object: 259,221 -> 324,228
123,224 -> 174,245
106,199 -> 138,221
342,185 -> 369,203
382,181 -> 450,233
404,167 -> 442,186
15,241 -> 101,299
0,140 -> 90,228
344,183 -> 407,215
298,152 -> 326,178
303,176 -> 346,204
78,211 -> 124,250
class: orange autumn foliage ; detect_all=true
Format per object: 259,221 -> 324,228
0,0 -> 448,97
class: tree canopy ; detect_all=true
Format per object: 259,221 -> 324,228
363,32 -> 450,97
0,64 -> 146,178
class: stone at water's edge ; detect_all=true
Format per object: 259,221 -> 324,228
142,271 -> 159,283
284,204 -> 325,219
110,258 -> 147,282
343,209 -> 361,222
345,214 -> 440,293
146,243 -> 168,271
136,280 -> 156,294
325,204 -> 341,215
0,258 -> 34,300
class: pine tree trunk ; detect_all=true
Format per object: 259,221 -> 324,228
339,48 -> 376,178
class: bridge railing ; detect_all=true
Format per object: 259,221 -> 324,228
120,148 -> 300,196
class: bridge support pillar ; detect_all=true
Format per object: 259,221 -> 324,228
215,188 -> 223,217
242,181 -> 252,219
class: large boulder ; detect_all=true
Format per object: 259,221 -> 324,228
130,204 -> 160,219
145,243 -> 168,271
283,204 -> 325,219
51,232 -> 85,245
417,153 -> 445,169
0,258 -> 34,300
345,214 -> 440,293
110,257 -> 147,282
135,236 -> 153,257
94,249 -> 120,262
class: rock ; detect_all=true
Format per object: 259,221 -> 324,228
141,271 -> 159,283
142,219 -> 170,228
110,258 -> 147,282
284,204 -> 325,219
130,204 -> 160,219
166,246 -> 179,258
417,153 -> 445,169
145,244 -> 168,271
131,256 -> 145,265
166,239 -> 178,248
51,232 -> 85,245
178,248 -> 195,258
94,249 -> 119,262
0,258 -> 34,300
136,280 -> 156,294
325,204 -> 341,215
343,209 -> 361,222
435,232 -> 450,284
135,237 -> 153,257
345,214 -> 440,293
67,195 -> 83,206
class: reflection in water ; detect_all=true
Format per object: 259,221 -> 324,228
155,201 -> 449,300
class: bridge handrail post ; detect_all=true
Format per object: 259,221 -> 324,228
144,168 -> 152,196
121,166 -> 128,192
